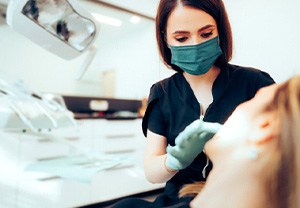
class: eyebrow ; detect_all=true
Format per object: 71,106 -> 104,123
172,24 -> 215,35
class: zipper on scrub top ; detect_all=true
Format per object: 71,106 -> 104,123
199,103 -> 204,120
199,103 -> 209,179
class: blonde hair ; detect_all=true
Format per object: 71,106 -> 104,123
179,182 -> 205,198
180,76 -> 300,208
269,76 -> 300,208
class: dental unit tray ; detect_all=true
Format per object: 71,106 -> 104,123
0,78 -> 76,133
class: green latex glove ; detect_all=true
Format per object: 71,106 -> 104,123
166,119 -> 222,171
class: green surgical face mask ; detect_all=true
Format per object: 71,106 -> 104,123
169,36 -> 222,75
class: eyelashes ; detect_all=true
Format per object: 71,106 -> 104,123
201,31 -> 213,38
174,31 -> 214,43
175,37 -> 188,42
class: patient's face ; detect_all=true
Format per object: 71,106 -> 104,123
205,84 -> 278,163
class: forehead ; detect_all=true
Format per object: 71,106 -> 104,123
166,5 -> 216,33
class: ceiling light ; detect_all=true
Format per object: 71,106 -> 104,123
130,15 -> 141,24
91,13 -> 122,27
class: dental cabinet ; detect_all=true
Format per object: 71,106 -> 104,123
0,97 -> 164,207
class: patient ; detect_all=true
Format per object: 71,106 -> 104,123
180,75 -> 300,208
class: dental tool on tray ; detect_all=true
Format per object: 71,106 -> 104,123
0,77 -> 93,158
0,78 -> 76,133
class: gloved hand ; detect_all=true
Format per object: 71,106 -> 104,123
166,119 -> 222,171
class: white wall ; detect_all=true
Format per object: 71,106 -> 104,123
92,21 -> 160,99
224,0 -> 300,82
95,0 -> 159,18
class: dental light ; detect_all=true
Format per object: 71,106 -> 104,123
6,0 -> 98,59
6,0 -> 99,79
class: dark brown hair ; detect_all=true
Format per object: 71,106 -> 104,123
156,0 -> 233,72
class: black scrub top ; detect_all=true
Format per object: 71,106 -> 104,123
142,64 -> 275,197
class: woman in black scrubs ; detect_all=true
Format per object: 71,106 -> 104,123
111,0 -> 274,207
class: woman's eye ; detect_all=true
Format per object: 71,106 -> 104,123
175,37 -> 188,42
201,31 -> 213,38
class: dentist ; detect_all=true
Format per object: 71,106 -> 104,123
112,0 -> 275,207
